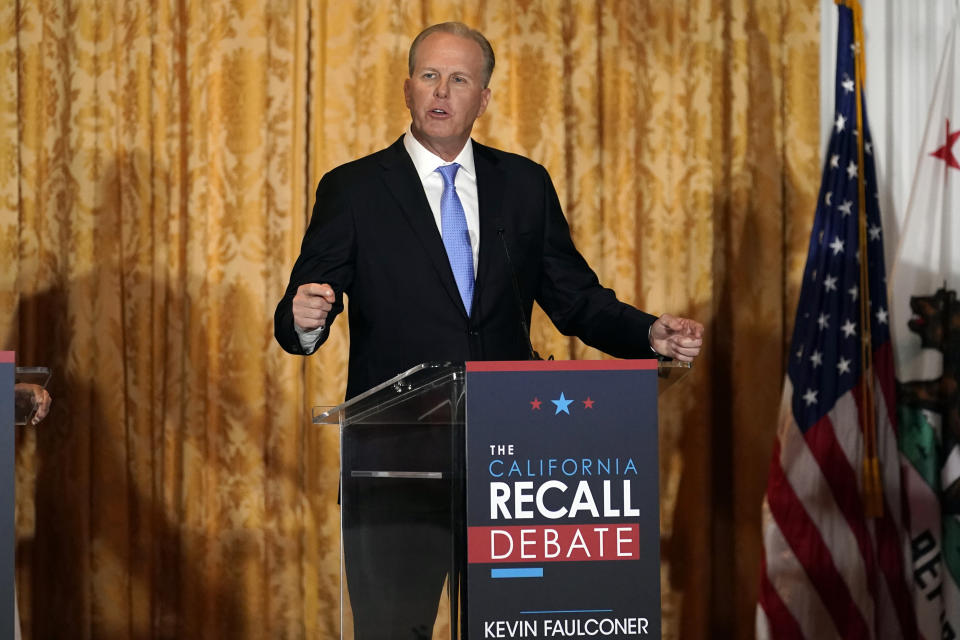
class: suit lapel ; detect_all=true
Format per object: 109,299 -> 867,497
378,137 -> 466,316
474,141 -> 506,303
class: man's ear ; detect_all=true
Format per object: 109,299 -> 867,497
477,87 -> 491,117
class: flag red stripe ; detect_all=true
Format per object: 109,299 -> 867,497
758,545 -> 806,640
804,410 -> 879,606
873,342 -> 898,429
766,435 -> 871,639
874,343 -> 919,640
848,344 -> 918,638
876,507 -> 918,640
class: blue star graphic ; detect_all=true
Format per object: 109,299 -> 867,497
551,392 -> 573,415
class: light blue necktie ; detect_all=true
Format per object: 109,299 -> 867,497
436,163 -> 475,316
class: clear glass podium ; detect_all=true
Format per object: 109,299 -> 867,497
310,360 -> 688,639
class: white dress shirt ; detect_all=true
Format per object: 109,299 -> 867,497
402,126 -> 481,273
296,128 -> 480,352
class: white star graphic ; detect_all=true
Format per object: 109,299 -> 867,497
841,77 -> 855,93
835,114 -> 846,133
869,224 -> 881,240
865,141 -> 873,155
847,160 -> 858,179
817,313 -> 830,330
837,357 -> 852,374
837,200 -> 853,216
825,191 -> 833,205
796,347 -> 804,359
841,319 -> 857,337
848,285 -> 858,301
803,388 -> 818,406
824,275 -> 838,292
810,350 -> 823,367
830,154 -> 840,168
876,307 -> 888,324
829,237 -> 845,255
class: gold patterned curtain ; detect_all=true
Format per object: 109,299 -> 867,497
1,1 -> 820,638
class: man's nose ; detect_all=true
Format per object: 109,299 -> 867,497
434,78 -> 449,97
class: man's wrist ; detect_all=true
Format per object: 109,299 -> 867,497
295,322 -> 326,354
648,322 -> 669,360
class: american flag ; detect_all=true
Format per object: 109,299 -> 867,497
756,3 -> 917,638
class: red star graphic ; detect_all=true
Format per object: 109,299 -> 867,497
582,397 -> 594,409
931,118 -> 960,170
530,398 -> 542,410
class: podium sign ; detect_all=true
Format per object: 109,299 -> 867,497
465,360 -> 660,639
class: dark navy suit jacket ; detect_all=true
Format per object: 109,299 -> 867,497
275,136 -> 657,399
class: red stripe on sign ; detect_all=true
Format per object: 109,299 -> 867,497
0,352 -> 13,363
467,524 -> 640,563
465,360 -> 657,372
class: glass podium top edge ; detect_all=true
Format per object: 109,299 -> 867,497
310,360 -> 691,425
311,362 -> 463,425
15,366 -> 51,387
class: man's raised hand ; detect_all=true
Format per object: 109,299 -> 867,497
293,283 -> 336,331
649,313 -> 704,363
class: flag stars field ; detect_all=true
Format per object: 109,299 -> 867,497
841,319 -> 857,338
837,357 -> 852,375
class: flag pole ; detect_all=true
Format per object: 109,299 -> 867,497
837,0 -> 883,518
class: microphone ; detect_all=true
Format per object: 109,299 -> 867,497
497,226 -> 543,361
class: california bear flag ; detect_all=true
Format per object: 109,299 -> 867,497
890,10 -> 960,640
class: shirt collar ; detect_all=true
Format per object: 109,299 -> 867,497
403,125 -> 476,180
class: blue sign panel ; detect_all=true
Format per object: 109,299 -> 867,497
465,360 -> 660,639
0,353 -> 15,638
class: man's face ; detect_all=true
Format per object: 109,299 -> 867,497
404,32 -> 491,160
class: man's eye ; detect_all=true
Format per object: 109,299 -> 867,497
423,72 -> 436,79
453,76 -> 466,83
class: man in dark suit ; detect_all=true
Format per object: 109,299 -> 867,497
275,21 -> 703,639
